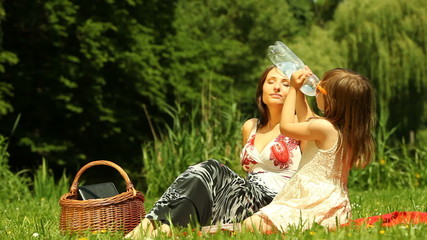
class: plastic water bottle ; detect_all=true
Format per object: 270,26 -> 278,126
267,41 -> 320,96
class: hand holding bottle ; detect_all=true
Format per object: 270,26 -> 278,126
267,41 -> 319,96
290,66 -> 313,90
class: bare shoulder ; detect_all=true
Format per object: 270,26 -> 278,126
242,118 -> 258,145
308,118 -> 338,149
242,118 -> 258,133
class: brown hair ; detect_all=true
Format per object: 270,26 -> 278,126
320,68 -> 376,168
255,65 -> 276,129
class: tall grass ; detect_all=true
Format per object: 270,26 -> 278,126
348,114 -> 426,190
0,134 -> 31,202
141,101 -> 427,197
0,135 -> 69,239
140,102 -> 243,197
32,158 -> 70,201
0,114 -> 31,202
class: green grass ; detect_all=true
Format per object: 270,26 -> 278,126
1,188 -> 427,239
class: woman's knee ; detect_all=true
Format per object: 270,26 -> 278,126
203,159 -> 221,166
191,159 -> 222,170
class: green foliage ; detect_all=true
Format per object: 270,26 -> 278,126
312,0 -> 342,25
138,101 -> 427,198
329,0 -> 427,188
0,1 -> 16,117
1,0 -> 427,238
332,0 -> 427,140
1,0 -> 174,168
349,114 -> 427,190
33,158 -> 69,200
289,25 -> 346,76
0,80 -> 13,116
140,101 -> 242,197
0,115 -> 30,202
164,0 -> 315,114
0,51 -> 18,73
0,134 -> 30,202
0,0 -> 426,195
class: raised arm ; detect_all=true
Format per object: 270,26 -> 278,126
296,90 -> 314,123
296,66 -> 316,123
280,69 -> 319,141
280,69 -> 336,146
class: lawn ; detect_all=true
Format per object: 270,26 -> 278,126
1,187 -> 426,239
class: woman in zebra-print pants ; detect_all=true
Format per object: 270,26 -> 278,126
126,65 -> 303,238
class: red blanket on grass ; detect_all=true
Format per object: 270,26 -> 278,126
198,211 -> 427,235
342,211 -> 427,227
202,211 -> 427,234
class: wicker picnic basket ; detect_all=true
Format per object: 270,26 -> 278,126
59,160 -> 145,235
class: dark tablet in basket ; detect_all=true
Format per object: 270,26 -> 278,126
78,182 -> 119,200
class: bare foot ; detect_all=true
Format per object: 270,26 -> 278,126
125,218 -> 155,239
151,224 -> 171,237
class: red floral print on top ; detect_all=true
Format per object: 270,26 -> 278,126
270,135 -> 299,169
241,134 -> 258,171
241,133 -> 300,172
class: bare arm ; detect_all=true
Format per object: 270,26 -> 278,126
281,69 -> 322,141
281,69 -> 338,149
296,90 -> 314,123
296,66 -> 316,122
295,87 -> 315,152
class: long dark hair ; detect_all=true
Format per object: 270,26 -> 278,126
255,65 -> 275,129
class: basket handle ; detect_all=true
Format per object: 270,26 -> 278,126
69,160 -> 135,195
